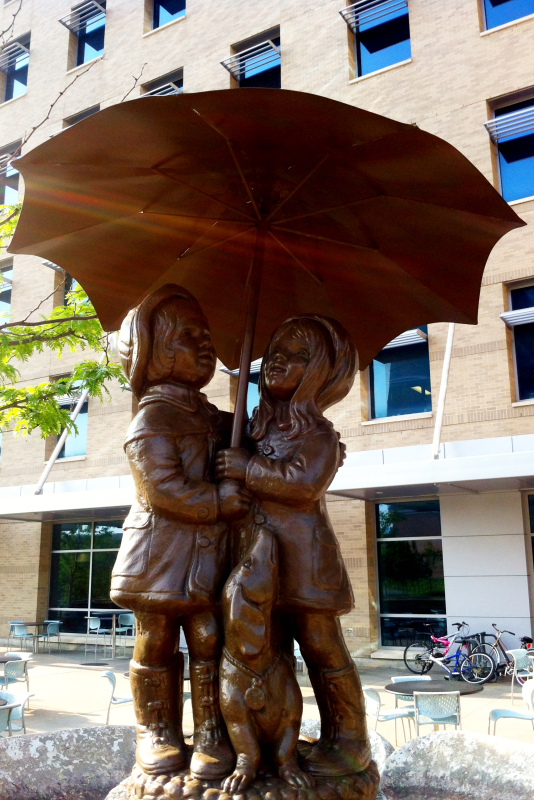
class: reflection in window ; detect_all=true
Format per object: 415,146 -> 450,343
509,285 -> 534,400
48,519 -> 124,632
483,0 -> 534,29
370,340 -> 431,419
0,265 -> 12,318
2,37 -> 30,101
153,0 -> 186,28
346,0 -> 411,77
77,4 -> 106,66
0,145 -> 20,205
493,100 -> 534,203
376,500 -> 446,646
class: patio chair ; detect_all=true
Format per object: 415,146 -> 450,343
100,671 -> 133,725
390,674 -> 432,708
0,690 -> 33,734
488,679 -> 534,735
413,691 -> 461,736
115,614 -> 135,655
0,704 -> 14,737
11,624 -> 34,652
85,617 -> 111,656
36,622 -> 61,654
362,686 -> 414,745
506,649 -> 534,704
6,622 -> 24,649
0,659 -> 30,694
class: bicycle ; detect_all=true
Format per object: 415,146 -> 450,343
470,623 -> 533,680
403,623 -> 495,684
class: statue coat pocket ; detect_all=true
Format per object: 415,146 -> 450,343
112,511 -> 152,577
189,524 -> 228,597
312,526 -> 343,590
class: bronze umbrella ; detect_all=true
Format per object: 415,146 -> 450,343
9,89 -> 524,442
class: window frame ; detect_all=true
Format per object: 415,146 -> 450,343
501,280 -> 534,402
482,0 -> 534,31
152,0 -> 186,30
486,94 -> 534,204
374,498 -> 446,647
223,28 -> 281,89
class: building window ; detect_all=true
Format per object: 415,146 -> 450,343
57,381 -> 89,459
64,104 -> 100,127
340,0 -> 411,77
376,499 -> 446,647
0,263 -> 13,318
63,273 -> 80,303
528,495 -> 534,569
142,69 -> 183,97
483,0 -> 534,29
485,98 -> 534,203
222,29 -> 281,88
48,519 -> 124,633
369,327 -> 431,419
153,0 -> 186,28
59,2 -> 106,67
501,283 -> 534,401
0,35 -> 30,102
0,142 -> 20,206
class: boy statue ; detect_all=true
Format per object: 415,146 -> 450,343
110,284 -> 250,780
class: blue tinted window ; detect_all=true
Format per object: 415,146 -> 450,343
484,0 -> 534,29
511,285 -> 534,310
247,374 -> 260,418
59,400 -> 88,458
494,101 -> 534,202
370,341 -> 431,419
239,38 -> 281,88
377,500 -> 441,539
153,0 -> 186,28
4,46 -> 29,101
514,322 -> 534,400
77,12 -> 105,66
0,266 -> 12,318
357,3 -> 410,77
0,162 -> 19,206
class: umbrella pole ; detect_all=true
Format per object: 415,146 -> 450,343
230,228 -> 266,448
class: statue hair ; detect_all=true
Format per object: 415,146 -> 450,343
145,296 -> 207,386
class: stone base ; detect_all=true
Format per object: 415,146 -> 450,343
108,745 -> 380,800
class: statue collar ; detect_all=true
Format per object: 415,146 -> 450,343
140,383 -> 216,415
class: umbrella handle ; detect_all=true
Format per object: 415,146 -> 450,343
230,228 -> 266,448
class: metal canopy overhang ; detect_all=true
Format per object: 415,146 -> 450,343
0,487 -> 133,522
329,443 -> 534,502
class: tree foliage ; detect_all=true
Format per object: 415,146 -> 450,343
0,204 -> 127,438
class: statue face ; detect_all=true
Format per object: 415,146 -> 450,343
170,307 -> 216,389
264,328 -> 309,401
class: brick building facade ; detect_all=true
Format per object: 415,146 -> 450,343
0,0 -> 533,655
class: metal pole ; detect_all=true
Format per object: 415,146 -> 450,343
432,323 -> 455,460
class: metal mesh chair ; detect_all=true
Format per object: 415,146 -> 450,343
0,659 -> 30,694
390,674 -> 432,707
363,686 -> 414,745
0,690 -> 33,734
85,617 -> 110,656
413,690 -> 461,736
0,704 -> 14,737
506,649 -> 534,703
115,614 -> 135,655
12,624 -> 34,652
7,622 -> 24,649
36,622 -> 62,654
100,671 -> 133,724
488,679 -> 534,735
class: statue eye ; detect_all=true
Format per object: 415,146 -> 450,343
243,558 -> 252,569
298,349 -> 309,359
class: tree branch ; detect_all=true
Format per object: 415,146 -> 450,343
0,313 -> 98,331
121,62 -> 148,103
0,0 -> 23,48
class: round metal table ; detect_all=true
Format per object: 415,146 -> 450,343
385,679 -> 484,696
0,655 -> 22,665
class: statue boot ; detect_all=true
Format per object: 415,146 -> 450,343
189,659 -> 235,780
129,660 -> 186,777
301,664 -> 372,777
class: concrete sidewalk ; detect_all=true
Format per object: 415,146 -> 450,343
4,648 -> 533,748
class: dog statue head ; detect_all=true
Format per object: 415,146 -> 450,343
223,526 -> 278,659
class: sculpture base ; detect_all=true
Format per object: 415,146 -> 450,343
114,745 -> 379,800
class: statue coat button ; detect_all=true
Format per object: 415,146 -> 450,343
254,513 -> 266,525
199,536 -> 210,547
262,445 -> 274,455
197,507 -> 209,520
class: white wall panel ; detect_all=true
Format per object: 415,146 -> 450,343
442,534 -> 527,576
440,492 -> 524,537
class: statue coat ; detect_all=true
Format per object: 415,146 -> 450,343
243,421 -> 354,615
110,383 -> 231,614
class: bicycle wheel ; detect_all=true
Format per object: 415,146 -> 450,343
471,643 -> 501,665
403,641 -> 433,674
460,652 -> 495,684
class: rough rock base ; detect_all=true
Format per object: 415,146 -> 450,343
107,745 -> 380,800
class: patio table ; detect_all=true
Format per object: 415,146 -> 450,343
385,679 -> 483,696
0,656 -> 22,665
90,610 -> 132,660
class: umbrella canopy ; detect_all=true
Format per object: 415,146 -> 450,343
10,89 -> 523,373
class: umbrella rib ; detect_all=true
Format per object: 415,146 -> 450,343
264,153 -> 330,224
188,108 -> 262,221
176,226 -> 254,261
267,230 -> 322,285
273,195 -> 382,225
273,226 -> 378,253
154,167 -> 255,221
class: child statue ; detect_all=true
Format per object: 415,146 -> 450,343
111,284 -> 250,780
216,315 -> 372,779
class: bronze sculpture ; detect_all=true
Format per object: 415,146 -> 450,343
216,316 -> 371,779
111,284 -> 249,780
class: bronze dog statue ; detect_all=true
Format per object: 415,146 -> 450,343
220,526 -> 314,794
